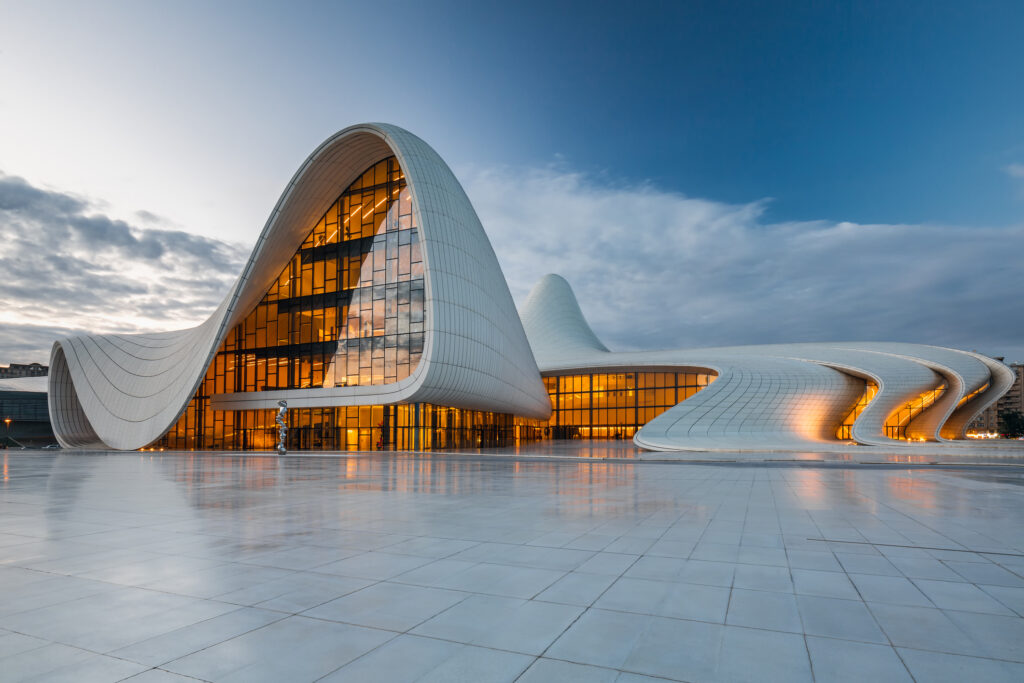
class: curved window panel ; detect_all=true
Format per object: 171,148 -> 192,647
153,157 -> 440,452
884,383 -> 946,440
836,380 -> 878,441
230,156 -> 424,390
529,371 -> 717,440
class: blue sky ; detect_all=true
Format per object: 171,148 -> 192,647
1,0 -> 1023,362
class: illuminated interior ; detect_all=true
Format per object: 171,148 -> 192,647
884,382 -> 947,440
154,403 -> 518,452
535,371 -> 716,439
153,157 -> 511,452
836,380 -> 878,440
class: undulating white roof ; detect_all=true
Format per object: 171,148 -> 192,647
49,124 -> 550,450
519,273 -> 1014,451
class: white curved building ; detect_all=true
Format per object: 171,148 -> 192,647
48,124 -> 1013,452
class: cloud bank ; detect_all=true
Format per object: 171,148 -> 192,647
463,165 -> 1024,361
0,173 -> 247,363
2,167 -> 1021,366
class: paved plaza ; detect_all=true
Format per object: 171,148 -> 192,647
2,450 -> 1024,682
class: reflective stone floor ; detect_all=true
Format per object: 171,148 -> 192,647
2,452 -> 1024,682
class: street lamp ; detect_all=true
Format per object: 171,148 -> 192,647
3,418 -> 10,447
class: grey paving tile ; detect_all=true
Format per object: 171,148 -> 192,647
868,603 -> 986,658
544,608 -> 650,670
786,549 -> 843,572
980,583 -> 1024,616
897,647 -> 1024,682
314,551 -> 435,580
110,606 -> 285,666
548,607 -> 811,681
806,637 -> 912,681
382,536 -> 480,558
163,615 -> 394,682
396,558 -> 565,599
121,670 -> 203,682
797,594 -> 888,644
791,568 -> 860,599
726,587 -> 802,633
321,634 -> 532,682
848,573 -> 933,607
690,541 -> 740,562
303,582 -> 468,631
943,609 -> 1024,662
0,630 -> 49,658
518,657 -> 620,682
450,542 -> 594,570
732,563 -> 793,593
575,552 -> 639,576
945,560 -> 1024,587
234,544 -> 362,570
716,625 -> 813,683
595,576 -> 730,623
914,578 -> 1016,615
238,573 -> 374,612
737,545 -> 789,567
411,594 -> 582,654
0,586 -> 238,653
0,642 -> 146,682
535,570 -> 618,606
835,552 -> 900,576
889,556 -> 965,581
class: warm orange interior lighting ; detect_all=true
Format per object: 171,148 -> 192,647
836,380 -> 878,440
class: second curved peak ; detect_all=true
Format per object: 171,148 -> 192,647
520,274 -> 609,365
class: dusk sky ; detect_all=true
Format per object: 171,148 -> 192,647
2,0 -> 1023,363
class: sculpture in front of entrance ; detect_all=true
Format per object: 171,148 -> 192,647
275,400 -> 288,455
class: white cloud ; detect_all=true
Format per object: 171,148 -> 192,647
1006,163 -> 1024,179
462,164 -> 1024,360
0,173 -> 246,363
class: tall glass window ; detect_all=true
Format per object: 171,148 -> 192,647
229,156 -> 424,391
534,371 -> 717,439
154,156 -> 439,451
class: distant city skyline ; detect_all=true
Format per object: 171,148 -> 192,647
1,0 -> 1022,362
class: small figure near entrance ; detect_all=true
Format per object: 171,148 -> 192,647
275,400 -> 288,455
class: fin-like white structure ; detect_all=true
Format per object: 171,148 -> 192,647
49,124 -> 550,450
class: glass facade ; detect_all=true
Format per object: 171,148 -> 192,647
237,155 -> 424,392
150,156 -> 524,452
838,378 -> 953,441
884,382 -> 947,440
836,381 -> 879,441
156,403 -> 517,452
534,371 -> 716,440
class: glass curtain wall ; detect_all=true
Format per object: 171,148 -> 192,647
154,403 -> 515,452
152,156 -> 493,452
884,383 -> 947,440
836,381 -> 879,441
536,371 -> 716,440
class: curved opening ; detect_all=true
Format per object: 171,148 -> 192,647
884,381 -> 947,441
526,369 -> 718,441
836,380 -> 878,441
48,344 -> 101,448
153,156 -> 429,450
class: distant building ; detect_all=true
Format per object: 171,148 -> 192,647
0,376 -> 55,447
0,363 -> 48,379
968,361 -> 1023,434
